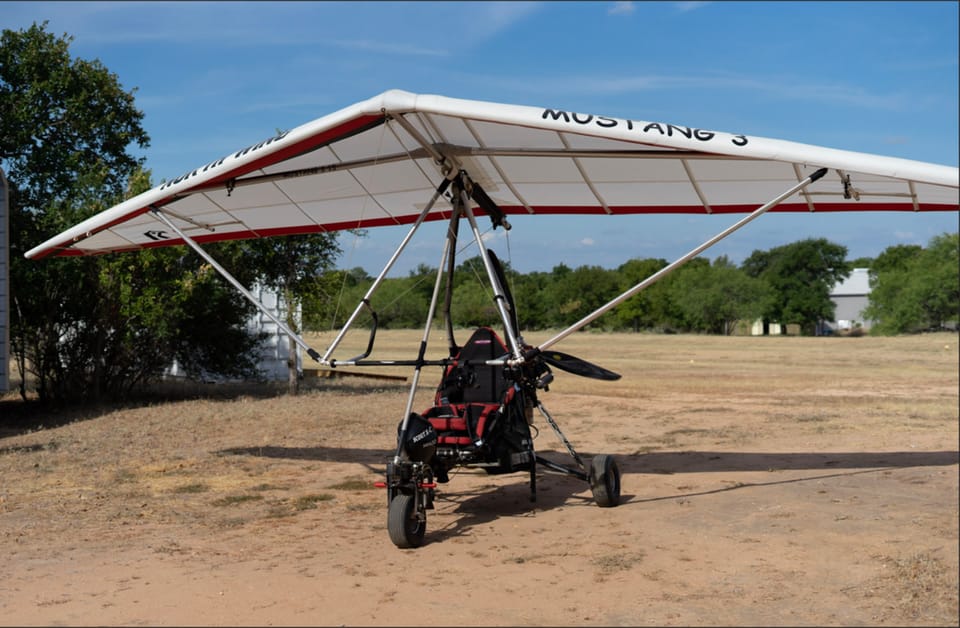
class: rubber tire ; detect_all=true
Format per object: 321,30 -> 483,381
590,454 -> 621,508
387,493 -> 426,548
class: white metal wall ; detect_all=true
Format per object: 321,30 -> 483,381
1,168 -> 8,393
248,284 -> 302,381
165,283 -> 300,382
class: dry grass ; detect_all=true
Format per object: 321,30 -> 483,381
880,551 -> 958,622
1,330 -> 957,626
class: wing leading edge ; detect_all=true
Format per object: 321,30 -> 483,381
25,89 -> 959,260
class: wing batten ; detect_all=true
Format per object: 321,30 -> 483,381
794,164 -> 816,212
909,181 -> 920,212
681,159 -> 712,214
559,132 -> 612,215
461,117 -> 535,215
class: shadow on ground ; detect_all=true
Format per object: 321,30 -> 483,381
216,444 -> 958,543
620,449 -> 959,474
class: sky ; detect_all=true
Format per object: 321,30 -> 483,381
3,0 -> 958,275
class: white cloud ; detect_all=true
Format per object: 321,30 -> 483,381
327,38 -> 447,58
478,1 -> 543,31
482,72 -> 910,112
892,230 -> 918,242
9,2 -> 531,56
881,135 -> 911,146
674,1 -> 711,12
608,2 -> 635,16
580,237 -> 596,246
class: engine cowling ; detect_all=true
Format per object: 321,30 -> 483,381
398,412 -> 436,462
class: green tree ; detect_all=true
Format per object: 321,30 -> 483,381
0,24 -> 146,214
365,273 -> 432,329
420,255 -> 561,334
3,23 -> 149,401
870,244 -> 923,275
3,23 -> 261,402
657,257 -> 710,332
450,255 -> 539,334
99,245 -> 262,395
613,257 -> 670,332
304,266 -> 370,332
541,264 -> 620,330
742,238 -> 851,335
864,233 -> 959,334
510,270 -> 550,332
667,256 -> 771,335
450,278 -> 500,329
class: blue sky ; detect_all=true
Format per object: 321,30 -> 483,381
4,1 -> 958,274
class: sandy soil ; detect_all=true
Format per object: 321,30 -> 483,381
1,332 -> 957,626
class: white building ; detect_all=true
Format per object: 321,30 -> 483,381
166,284 -> 301,382
747,267 -> 873,336
749,320 -> 785,335
246,285 -> 303,381
826,268 -> 873,333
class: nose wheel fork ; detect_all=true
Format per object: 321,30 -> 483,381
384,461 -> 434,548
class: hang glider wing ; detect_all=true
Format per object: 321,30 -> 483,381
25,89 -> 959,260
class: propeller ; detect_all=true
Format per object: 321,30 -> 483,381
487,249 -> 621,381
487,249 -> 520,338
539,349 -> 621,381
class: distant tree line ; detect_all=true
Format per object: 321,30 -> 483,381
314,233 -> 958,338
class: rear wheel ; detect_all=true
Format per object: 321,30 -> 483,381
589,454 -> 621,508
387,493 -> 425,548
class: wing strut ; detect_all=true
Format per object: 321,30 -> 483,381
150,207 -> 323,363
529,167 -> 829,356
394,218 -> 456,464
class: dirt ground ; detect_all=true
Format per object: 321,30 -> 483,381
1,331 -> 957,626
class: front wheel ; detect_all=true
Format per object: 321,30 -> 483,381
387,493 -> 426,548
589,454 -> 621,508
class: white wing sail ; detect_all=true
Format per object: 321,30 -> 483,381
25,89 -> 959,260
